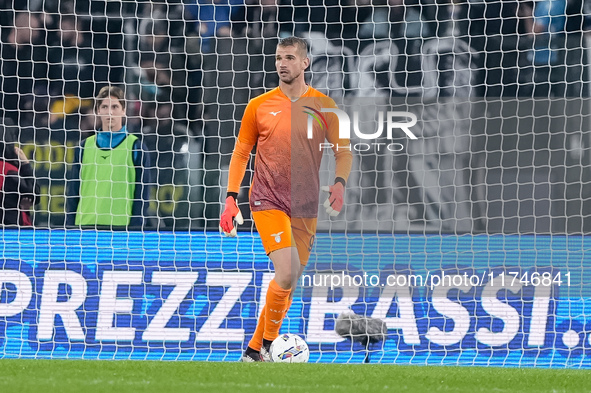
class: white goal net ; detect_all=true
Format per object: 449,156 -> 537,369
0,0 -> 590,367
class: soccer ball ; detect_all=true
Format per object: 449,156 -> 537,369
269,333 -> 310,363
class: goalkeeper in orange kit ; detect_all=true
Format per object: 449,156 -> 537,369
219,36 -> 353,362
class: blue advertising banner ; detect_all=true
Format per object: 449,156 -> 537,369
0,230 -> 589,367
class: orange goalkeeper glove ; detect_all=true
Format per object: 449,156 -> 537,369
321,178 -> 346,217
220,195 -> 244,237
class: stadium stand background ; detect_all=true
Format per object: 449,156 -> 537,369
1,0 -> 591,233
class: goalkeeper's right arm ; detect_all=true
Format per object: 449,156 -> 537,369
219,139 -> 253,236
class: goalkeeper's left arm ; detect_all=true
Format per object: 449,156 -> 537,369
323,113 -> 353,217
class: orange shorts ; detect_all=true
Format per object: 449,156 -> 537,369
251,209 -> 317,266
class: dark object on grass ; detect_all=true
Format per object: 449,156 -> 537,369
335,311 -> 387,363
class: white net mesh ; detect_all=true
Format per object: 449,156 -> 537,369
0,0 -> 590,366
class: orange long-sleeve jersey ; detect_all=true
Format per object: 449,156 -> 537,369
227,86 -> 352,218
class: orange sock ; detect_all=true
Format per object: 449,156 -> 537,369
262,279 -> 291,342
248,288 -> 294,351
276,297 -> 293,330
248,307 -> 266,351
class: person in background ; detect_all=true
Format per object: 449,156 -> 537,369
184,0 -> 233,52
66,86 -> 153,228
0,11 -> 48,126
530,0 -> 568,97
0,124 -> 39,226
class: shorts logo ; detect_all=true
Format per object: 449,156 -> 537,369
308,235 -> 316,252
254,201 -> 261,206
271,232 -> 283,243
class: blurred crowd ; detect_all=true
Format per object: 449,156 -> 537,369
0,0 -> 590,229
0,0 -> 588,128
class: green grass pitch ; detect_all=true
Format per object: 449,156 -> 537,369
0,359 -> 589,392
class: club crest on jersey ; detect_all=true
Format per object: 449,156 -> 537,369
271,232 -> 283,243
279,345 -> 304,360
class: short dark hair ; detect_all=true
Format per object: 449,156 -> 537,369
96,86 -> 126,110
277,36 -> 308,58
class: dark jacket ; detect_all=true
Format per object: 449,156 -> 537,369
0,159 -> 39,226
0,125 -> 39,226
